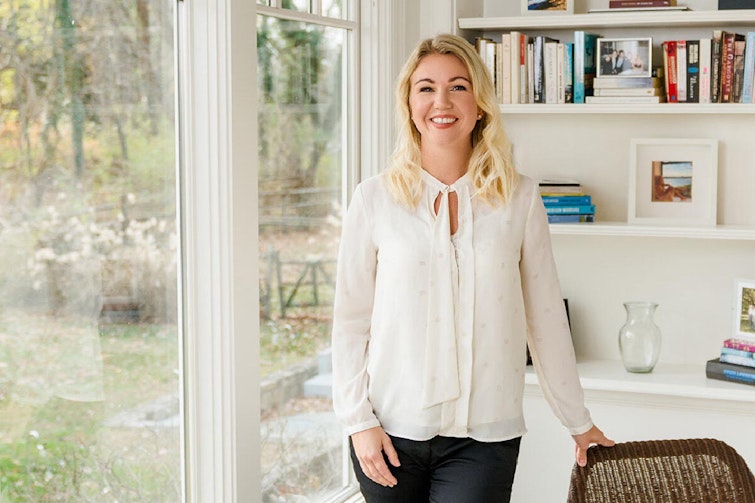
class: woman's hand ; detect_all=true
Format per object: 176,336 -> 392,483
351,426 -> 401,487
572,424 -> 615,467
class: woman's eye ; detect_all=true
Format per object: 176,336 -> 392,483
451,84 -> 467,91
418,86 -> 433,93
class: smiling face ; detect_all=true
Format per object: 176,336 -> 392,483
408,53 -> 480,153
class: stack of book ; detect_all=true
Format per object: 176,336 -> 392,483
539,179 -> 595,223
587,71 -> 666,104
706,338 -> 755,386
592,0 -> 688,12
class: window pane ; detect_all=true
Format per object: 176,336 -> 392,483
0,1 -> 181,502
257,15 -> 347,500
322,0 -> 343,19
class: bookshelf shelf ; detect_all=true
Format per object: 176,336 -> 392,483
548,223 -> 755,240
500,103 -> 755,114
525,359 -> 755,405
459,10 -> 755,31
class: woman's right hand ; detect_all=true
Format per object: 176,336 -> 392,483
351,426 -> 401,487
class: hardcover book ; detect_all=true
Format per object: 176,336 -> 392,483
724,338 -> 755,353
731,40 -> 746,102
564,43 -> 574,103
610,0 -> 676,6
545,204 -> 596,215
720,353 -> 755,368
593,87 -> 663,96
548,214 -> 595,224
594,76 -> 662,88
542,195 -> 592,205
686,39 -> 700,103
706,358 -> 755,386
741,32 -> 755,103
586,95 -> 663,103
699,38 -> 712,103
719,31 -> 746,103
712,31 -> 723,103
676,40 -> 687,102
662,40 -> 679,102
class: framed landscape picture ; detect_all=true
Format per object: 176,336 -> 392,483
628,138 -> 718,226
733,279 -> 755,342
597,37 -> 652,77
522,0 -> 574,16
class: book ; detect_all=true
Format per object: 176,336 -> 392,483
510,31 -> 524,104
527,42 -> 534,104
542,195 -> 592,205
500,33 -> 512,104
609,0 -> 676,6
676,40 -> 687,102
724,338 -> 755,352
574,31 -> 600,104
545,204 -> 596,215
590,6 -> 689,12
564,42 -> 574,103
720,31 -> 745,103
712,30 -> 723,103
741,32 -> 755,103
545,41 -> 559,104
557,42 -> 566,104
732,40 -> 746,102
548,214 -> 595,224
686,39 -> 700,103
662,40 -> 679,102
721,346 -> 755,358
720,354 -> 755,368
586,95 -> 663,103
593,87 -> 663,96
593,76 -> 662,88
706,358 -> 755,386
533,36 -> 557,103
699,38 -> 712,103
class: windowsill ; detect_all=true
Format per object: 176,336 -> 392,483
525,359 -> 755,404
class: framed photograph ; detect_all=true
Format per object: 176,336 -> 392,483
733,279 -> 755,342
521,0 -> 574,16
597,38 -> 652,77
628,138 -> 718,226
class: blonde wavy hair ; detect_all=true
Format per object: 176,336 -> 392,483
385,33 -> 518,208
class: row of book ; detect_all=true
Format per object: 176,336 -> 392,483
706,338 -> 755,387
539,179 -> 595,224
475,31 -> 596,104
662,32 -> 755,104
474,29 -> 755,105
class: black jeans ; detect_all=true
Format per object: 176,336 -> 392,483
350,434 -> 522,503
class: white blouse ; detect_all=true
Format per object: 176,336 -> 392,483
331,170 -> 593,442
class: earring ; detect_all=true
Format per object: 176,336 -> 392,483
477,114 -> 483,120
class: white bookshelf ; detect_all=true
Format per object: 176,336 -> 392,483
499,103 -> 755,114
548,223 -> 755,240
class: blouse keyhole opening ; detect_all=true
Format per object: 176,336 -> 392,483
434,190 -> 459,236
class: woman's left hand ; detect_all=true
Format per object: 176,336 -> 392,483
572,425 -> 615,467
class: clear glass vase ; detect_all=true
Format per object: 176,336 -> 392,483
618,301 -> 662,373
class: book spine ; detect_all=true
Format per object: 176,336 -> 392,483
533,36 -> 546,103
542,195 -> 592,205
663,41 -> 678,102
594,88 -> 661,96
686,40 -> 700,103
741,32 -> 755,104
724,338 -> 755,352
510,31 -> 521,104
699,38 -> 712,103
720,354 -> 755,368
712,30 -> 723,103
501,34 -> 512,104
720,32 -> 737,103
545,41 -> 559,104
721,346 -> 755,358
521,35 -> 529,104
564,43 -> 574,103
545,205 -> 596,215
706,359 -> 755,386
557,42 -> 566,104
609,0 -> 674,6
573,32 -> 598,103
676,40 -> 687,102
548,214 -> 595,224
586,96 -> 662,103
527,42 -> 534,104
732,40 -> 746,103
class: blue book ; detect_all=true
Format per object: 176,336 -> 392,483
548,214 -> 595,224
542,195 -> 592,205
564,42 -> 574,103
741,32 -> 755,103
721,346 -> 755,358
545,204 -> 596,215
574,31 -> 599,104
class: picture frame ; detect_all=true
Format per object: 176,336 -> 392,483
733,278 -> 755,342
521,0 -> 574,16
597,37 -> 652,78
628,138 -> 718,226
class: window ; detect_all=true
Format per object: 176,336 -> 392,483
0,1 -> 181,501
257,0 -> 357,500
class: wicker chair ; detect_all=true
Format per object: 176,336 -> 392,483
567,438 -> 755,503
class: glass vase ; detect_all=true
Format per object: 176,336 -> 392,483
618,301 -> 662,373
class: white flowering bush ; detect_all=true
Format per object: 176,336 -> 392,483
7,193 -> 178,322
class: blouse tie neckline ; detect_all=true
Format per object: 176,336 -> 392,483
420,170 -> 472,409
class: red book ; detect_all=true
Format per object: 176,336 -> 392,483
610,0 -> 675,7
663,41 -> 678,103
724,338 -> 755,353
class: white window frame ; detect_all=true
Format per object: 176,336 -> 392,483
178,0 -> 406,501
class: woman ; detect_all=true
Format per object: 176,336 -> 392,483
331,33 -> 613,502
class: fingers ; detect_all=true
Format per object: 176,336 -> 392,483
575,443 -> 588,467
572,425 -> 615,468
351,427 -> 400,488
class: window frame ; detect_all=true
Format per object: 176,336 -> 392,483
178,0 -> 404,500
